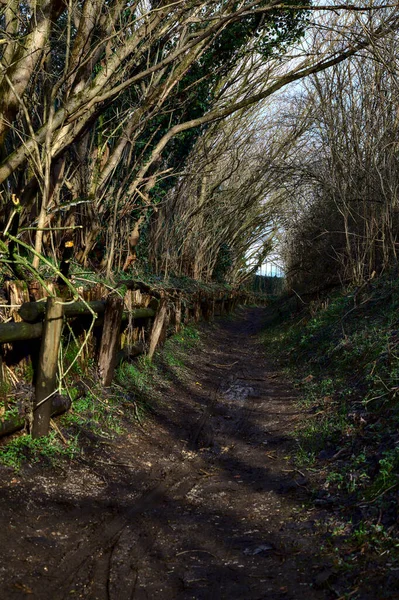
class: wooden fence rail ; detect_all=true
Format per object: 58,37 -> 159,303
0,283 -> 264,438
0,303 -> 156,343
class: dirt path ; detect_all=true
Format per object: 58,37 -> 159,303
0,308 -> 335,600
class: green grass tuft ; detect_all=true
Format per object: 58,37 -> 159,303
0,432 -> 79,471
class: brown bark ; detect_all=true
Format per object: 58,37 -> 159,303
98,295 -> 124,386
5,281 -> 30,322
148,297 -> 168,361
0,0 -> 64,145
32,297 -> 64,438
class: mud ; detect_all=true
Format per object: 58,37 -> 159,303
0,308 -> 337,599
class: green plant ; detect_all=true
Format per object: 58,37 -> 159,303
116,357 -> 154,393
174,325 -> 200,347
164,350 -> 185,368
1,405 -> 20,421
62,390 -> 125,435
349,522 -> 397,555
262,273 -> 399,575
114,355 -> 158,418
295,445 -> 316,466
0,432 -> 79,471
62,335 -> 95,377
366,447 -> 399,498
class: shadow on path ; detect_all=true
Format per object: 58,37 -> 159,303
0,308 -> 337,600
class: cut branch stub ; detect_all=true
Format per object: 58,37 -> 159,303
98,295 -> 124,386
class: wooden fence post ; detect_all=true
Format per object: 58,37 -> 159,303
98,295 -> 124,386
175,295 -> 182,332
194,294 -> 201,322
148,296 -> 167,360
32,297 -> 63,438
159,305 -> 169,347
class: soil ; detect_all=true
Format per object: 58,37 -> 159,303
0,308 -> 350,599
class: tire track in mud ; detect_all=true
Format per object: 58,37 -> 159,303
100,370 -> 288,598
50,355 -> 262,600
48,450 -> 208,599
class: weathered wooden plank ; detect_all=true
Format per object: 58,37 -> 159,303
127,307 -> 156,320
19,300 -> 105,322
32,297 -> 64,438
0,306 -> 156,344
98,296 -> 124,386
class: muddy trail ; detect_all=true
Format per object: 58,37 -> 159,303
0,308 -> 342,599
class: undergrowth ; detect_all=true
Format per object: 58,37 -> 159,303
0,323 -> 201,471
263,274 -> 399,590
162,325 -> 201,371
0,431 -> 79,471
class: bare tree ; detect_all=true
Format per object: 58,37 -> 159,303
1,0 -> 398,277
278,29 -> 399,291
149,100 -> 307,284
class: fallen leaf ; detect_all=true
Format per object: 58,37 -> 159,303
302,374 -> 314,383
14,583 -> 33,594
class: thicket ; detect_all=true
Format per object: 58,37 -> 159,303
0,0 -> 310,285
1,2 -> 397,287
278,33 -> 399,293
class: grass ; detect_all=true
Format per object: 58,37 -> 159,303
0,322 -> 202,472
0,405 -> 20,421
265,277 -> 399,469
144,324 -> 201,375
0,431 -> 79,471
263,274 -> 399,587
61,389 -> 124,435
114,355 -> 158,417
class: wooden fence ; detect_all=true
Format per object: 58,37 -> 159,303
0,279 -> 259,438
